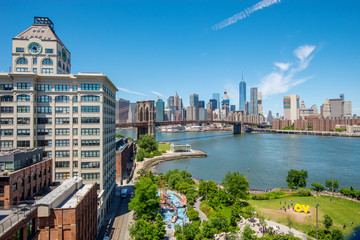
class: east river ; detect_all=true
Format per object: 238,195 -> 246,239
118,130 -> 360,190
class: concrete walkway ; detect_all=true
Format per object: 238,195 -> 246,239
194,197 -> 208,221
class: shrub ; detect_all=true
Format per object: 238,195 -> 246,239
187,207 -> 199,221
250,191 -> 286,200
295,188 -> 312,196
136,148 -> 145,162
311,183 -> 325,192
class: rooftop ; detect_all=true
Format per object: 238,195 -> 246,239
59,184 -> 93,209
0,147 -> 42,157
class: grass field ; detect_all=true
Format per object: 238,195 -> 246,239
158,143 -> 171,151
249,195 -> 360,236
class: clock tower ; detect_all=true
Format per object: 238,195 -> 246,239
12,17 -> 71,74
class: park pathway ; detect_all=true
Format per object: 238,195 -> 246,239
194,197 -> 208,221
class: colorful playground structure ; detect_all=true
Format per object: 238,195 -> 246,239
159,189 -> 189,230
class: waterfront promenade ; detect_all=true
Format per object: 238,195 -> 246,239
253,128 -> 360,137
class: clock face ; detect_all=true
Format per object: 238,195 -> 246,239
62,49 -> 67,62
28,42 -> 42,55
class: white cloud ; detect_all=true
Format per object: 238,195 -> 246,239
260,44 -> 317,98
117,87 -> 147,96
151,91 -> 166,98
274,62 -> 291,71
212,0 -> 282,31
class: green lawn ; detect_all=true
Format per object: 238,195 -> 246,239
158,143 -> 171,151
249,195 -> 360,236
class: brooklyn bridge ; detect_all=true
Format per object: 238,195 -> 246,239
116,101 -> 270,139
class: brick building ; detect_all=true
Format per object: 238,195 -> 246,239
0,148 -> 52,209
36,177 -> 97,240
115,138 -> 135,182
0,206 -> 38,240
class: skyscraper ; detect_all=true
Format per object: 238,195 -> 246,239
189,93 -> 199,107
115,98 -> 130,124
257,91 -> 263,115
198,100 -> 205,109
209,99 -> 217,111
230,105 -> 236,112
283,94 -> 300,121
212,93 -> 220,109
239,80 -> 246,111
167,96 -> 174,108
250,87 -> 258,115
156,98 -> 165,121
174,92 -> 183,110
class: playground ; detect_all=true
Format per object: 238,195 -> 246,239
159,189 -> 189,230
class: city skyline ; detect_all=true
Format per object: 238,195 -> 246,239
0,1 -> 359,116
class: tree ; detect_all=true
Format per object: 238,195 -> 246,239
222,171 -> 249,200
325,180 -> 339,191
115,133 -> 125,138
242,225 -> 255,240
311,183 -> 325,192
138,134 -> 158,152
331,229 -> 344,240
168,173 -> 183,189
136,148 -> 145,161
323,214 -> 333,233
129,214 -> 166,240
175,221 -> 201,240
187,207 -> 200,221
198,180 -> 218,198
128,177 -> 160,219
286,169 -> 308,189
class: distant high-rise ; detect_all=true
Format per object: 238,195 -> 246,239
245,101 -> 249,115
212,93 -> 220,109
167,96 -> 174,108
283,94 -> 300,122
344,101 -> 352,117
267,110 -> 274,124
156,98 -> 165,121
198,100 -> 205,109
116,98 -> 130,124
230,105 -> 236,112
127,103 -> 137,123
190,93 -> 199,107
257,92 -> 263,115
239,80 -> 246,111
174,92 -> 183,110
250,87 -> 258,115
209,99 -> 217,111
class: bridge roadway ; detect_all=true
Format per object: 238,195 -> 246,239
116,120 -> 268,128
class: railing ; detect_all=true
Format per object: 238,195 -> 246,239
0,205 -> 37,236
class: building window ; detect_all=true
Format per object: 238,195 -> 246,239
37,106 -> 52,113
66,67 -> 69,73
81,117 -> 100,124
17,95 -> 30,101
45,49 -> 53,53
55,118 -> 70,124
36,84 -> 52,91
16,58 -> 28,64
1,84 -> 14,90
55,151 -> 70,158
81,128 -> 100,135
72,85 -> 78,91
81,173 -> 100,180
73,150 -> 78,157
73,117 -> 78,124
1,107 -> 14,113
55,85 -> 70,91
37,118 -> 52,124
73,107 -> 78,113
33,58 -> 37,64
81,106 -> 100,113
73,161 -> 78,168
17,83 -> 30,89
17,141 -> 30,147
37,95 -> 52,102
17,117 -> 30,124
55,139 -> 70,146
81,84 -> 100,91
55,172 -> 70,180
81,139 -> 100,146
1,95 -> 13,102
16,68 -> 28,72
55,107 -> 70,113
17,129 -> 30,136
55,128 -> 70,135
42,58 -> 53,65
73,172 -> 78,177
1,129 -> 13,136
73,128 -> 78,135
81,151 -> 100,157
37,140 -> 52,147
0,140 -> 13,147
81,162 -> 100,169
42,68 -> 53,74
73,139 -> 78,146
73,96 -> 78,102
81,95 -> 100,102
55,96 -> 70,102
33,68 -> 37,73
0,118 -> 13,124
55,161 -> 70,168
16,47 -> 24,52
37,129 -> 52,136
17,106 -> 30,113
13,183 -> 18,192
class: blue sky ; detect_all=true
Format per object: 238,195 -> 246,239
1,0 -> 359,115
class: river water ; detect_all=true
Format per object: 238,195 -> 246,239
118,129 -> 360,190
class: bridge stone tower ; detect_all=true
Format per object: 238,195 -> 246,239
227,111 -> 245,134
136,100 -> 156,140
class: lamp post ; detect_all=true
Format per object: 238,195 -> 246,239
316,203 -> 320,240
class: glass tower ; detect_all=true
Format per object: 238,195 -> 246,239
239,81 -> 246,111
